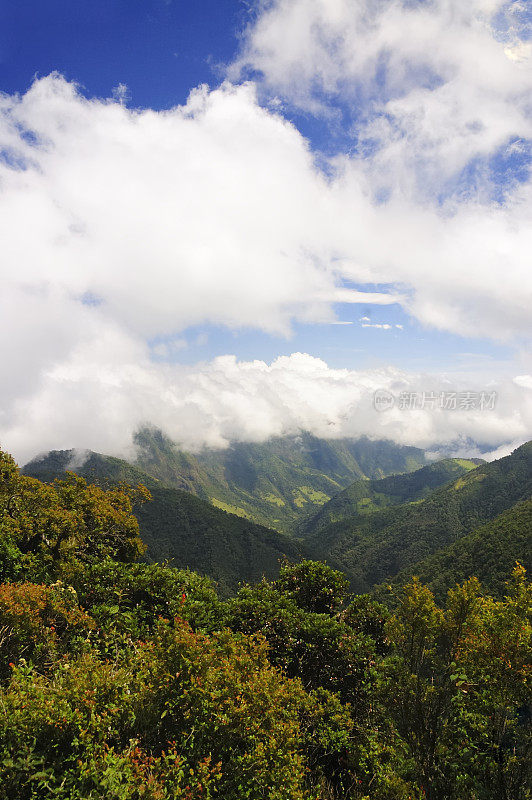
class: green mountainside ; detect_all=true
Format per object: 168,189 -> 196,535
24,438 -> 531,599
303,441 -> 532,593
23,451 -> 305,592
24,429 -> 426,589
388,497 -> 532,601
297,457 -> 482,538
132,428 -> 426,531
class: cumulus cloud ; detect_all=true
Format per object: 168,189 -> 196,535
0,74 -> 530,348
233,0 -> 532,195
230,0 -> 532,341
0,75 -> 359,341
0,42 -> 531,460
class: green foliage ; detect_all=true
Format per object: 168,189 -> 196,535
341,594 -> 390,655
0,581 -> 94,681
0,622 -> 309,800
276,559 -> 350,614
306,441 -> 532,593
226,580 -> 378,703
379,569 -> 532,800
1,451 -> 148,580
298,688 -> 358,797
298,457 -> 482,538
131,621 -> 308,800
1,446 -> 531,800
390,498 -> 532,600
71,560 -> 225,637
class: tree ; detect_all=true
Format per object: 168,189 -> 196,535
276,559 -> 350,615
381,570 -> 532,800
0,450 -> 149,580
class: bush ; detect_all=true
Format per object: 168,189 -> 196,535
0,582 -> 94,681
0,620 -> 310,800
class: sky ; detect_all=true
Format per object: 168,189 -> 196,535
0,0 -> 531,462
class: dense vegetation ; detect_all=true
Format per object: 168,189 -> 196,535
131,428 -> 427,531
388,498 -> 532,601
24,442 -> 531,598
302,442 -> 532,593
1,448 -> 530,799
23,450 -> 306,593
297,458 -> 482,538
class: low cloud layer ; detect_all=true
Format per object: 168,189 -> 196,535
4,343 -> 532,464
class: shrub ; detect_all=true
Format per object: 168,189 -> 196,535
0,582 -> 94,681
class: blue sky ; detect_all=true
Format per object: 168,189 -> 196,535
0,0 -> 244,108
0,0 -> 531,458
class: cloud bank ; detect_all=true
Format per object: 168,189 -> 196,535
5,344 -> 532,465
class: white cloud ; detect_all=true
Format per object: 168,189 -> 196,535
0,66 -> 531,461
358,320 -> 402,329
514,374 -> 532,390
4,346 -> 532,465
0,75 -> 354,341
231,1 -> 532,341
150,338 -> 188,359
233,0 -> 532,196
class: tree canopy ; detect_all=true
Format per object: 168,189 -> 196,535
0,448 -> 530,800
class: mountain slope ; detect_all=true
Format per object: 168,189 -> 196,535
133,428 -> 427,532
297,457 -> 482,538
303,441 -> 532,593
23,450 -> 305,592
388,498 -> 532,600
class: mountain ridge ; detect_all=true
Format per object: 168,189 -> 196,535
132,428 -> 427,531
302,441 -> 532,593
22,449 -> 306,592
296,457 -> 483,538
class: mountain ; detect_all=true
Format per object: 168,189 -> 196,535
23,450 -> 305,593
23,439 -> 531,598
132,428 -> 427,531
302,441 -> 532,593
388,498 -> 532,600
296,457 -> 482,538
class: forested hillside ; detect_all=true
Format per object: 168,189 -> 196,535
23,450 -> 305,592
303,441 -> 532,593
297,457 -> 482,538
25,441 -> 531,598
388,497 -> 532,600
26,431 -> 426,534
1,448 -> 530,800
132,428 -> 427,531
